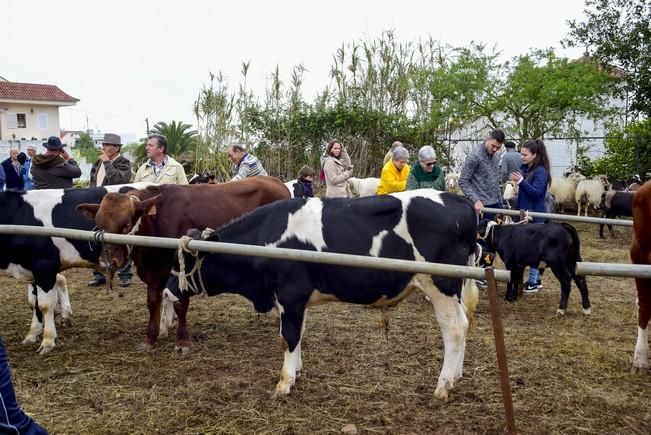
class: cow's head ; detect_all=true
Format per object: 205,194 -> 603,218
77,192 -> 161,270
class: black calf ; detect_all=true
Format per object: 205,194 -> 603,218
599,190 -> 633,239
478,218 -> 591,315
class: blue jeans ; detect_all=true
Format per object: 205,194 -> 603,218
528,267 -> 540,284
0,338 -> 47,435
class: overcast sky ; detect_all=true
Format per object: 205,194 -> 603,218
4,0 -> 588,141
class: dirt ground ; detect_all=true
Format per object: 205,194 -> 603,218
0,222 -> 649,434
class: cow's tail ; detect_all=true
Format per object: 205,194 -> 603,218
560,222 -> 582,275
462,253 -> 480,327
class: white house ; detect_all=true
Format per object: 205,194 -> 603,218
0,77 -> 78,142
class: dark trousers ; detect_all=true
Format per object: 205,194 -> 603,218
481,202 -> 503,222
0,338 -> 48,435
92,260 -> 133,280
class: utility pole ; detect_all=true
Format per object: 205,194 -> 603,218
145,118 -> 150,135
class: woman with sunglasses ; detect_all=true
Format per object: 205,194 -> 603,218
406,145 -> 445,191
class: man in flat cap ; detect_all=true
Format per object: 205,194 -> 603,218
87,133 -> 135,287
31,136 -> 82,189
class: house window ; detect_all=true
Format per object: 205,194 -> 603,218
38,113 -> 48,129
7,112 -> 27,128
16,113 -> 26,128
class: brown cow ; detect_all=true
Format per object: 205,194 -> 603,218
631,181 -> 651,373
78,176 -> 290,353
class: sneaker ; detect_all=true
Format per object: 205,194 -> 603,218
523,281 -> 539,293
87,276 -> 107,287
119,278 -> 131,287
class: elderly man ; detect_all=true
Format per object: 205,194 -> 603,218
31,137 -> 81,189
88,133 -> 134,287
226,144 -> 268,181
377,146 -> 411,194
459,128 -> 505,218
134,134 -> 188,184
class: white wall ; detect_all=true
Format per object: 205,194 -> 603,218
0,103 -> 61,141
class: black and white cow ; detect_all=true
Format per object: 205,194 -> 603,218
163,189 -> 480,400
0,183 -> 150,354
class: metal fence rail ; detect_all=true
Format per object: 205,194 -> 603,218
0,224 -> 511,282
577,262 -> 651,279
482,207 -> 633,227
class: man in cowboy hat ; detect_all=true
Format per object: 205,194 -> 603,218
87,133 -> 134,287
31,136 -> 81,189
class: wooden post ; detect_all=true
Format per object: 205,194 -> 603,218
485,266 -> 517,434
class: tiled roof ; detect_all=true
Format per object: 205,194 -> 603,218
0,81 -> 78,103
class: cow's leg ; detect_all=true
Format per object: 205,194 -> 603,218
35,286 -> 58,355
576,202 -> 581,216
552,265 -> 572,315
173,294 -> 191,355
159,296 -> 178,339
505,265 -> 523,302
55,274 -> 72,327
273,302 -> 307,398
141,284 -> 163,351
572,274 -> 591,315
422,284 -> 468,401
633,279 -> 651,373
22,284 -> 43,345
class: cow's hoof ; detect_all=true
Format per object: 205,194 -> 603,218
631,365 -> 649,375
582,307 -> 592,315
174,345 -> 191,356
22,335 -> 40,345
60,317 -> 73,328
556,309 -> 566,316
433,384 -> 450,401
270,388 -> 290,400
37,340 -> 56,355
136,342 -> 154,353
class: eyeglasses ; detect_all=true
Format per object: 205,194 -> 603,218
425,162 -> 436,167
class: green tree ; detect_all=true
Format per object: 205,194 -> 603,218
592,118 -> 651,179
564,0 -> 651,116
489,49 -> 616,140
74,132 -> 99,162
150,120 -> 198,157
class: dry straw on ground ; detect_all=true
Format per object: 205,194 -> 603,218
0,223 -> 649,434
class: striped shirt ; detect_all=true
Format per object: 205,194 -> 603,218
231,153 -> 268,181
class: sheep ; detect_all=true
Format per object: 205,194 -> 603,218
549,172 -> 585,212
347,177 -> 380,198
549,178 -> 577,212
445,173 -> 464,195
575,176 -> 609,216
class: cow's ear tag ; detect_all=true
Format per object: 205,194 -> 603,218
147,205 -> 157,216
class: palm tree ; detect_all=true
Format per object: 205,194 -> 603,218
150,121 -> 198,157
